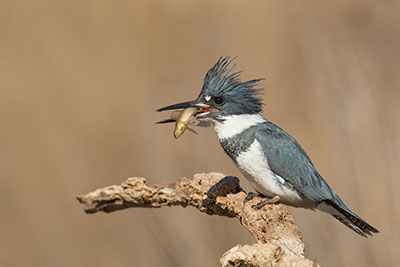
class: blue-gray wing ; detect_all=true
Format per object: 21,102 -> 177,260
255,122 -> 335,202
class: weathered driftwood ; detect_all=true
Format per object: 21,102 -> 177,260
77,172 -> 318,267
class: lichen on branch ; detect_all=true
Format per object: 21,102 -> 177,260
77,172 -> 318,267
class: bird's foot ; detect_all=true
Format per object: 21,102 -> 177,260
252,195 -> 280,210
243,192 -> 256,204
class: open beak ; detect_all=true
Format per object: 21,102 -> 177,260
156,100 -> 204,125
156,99 -> 218,125
156,100 -> 207,112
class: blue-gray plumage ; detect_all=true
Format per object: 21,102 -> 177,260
157,57 -> 379,237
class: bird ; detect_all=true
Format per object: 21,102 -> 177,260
156,56 -> 379,237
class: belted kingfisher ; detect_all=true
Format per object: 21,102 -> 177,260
157,57 -> 379,237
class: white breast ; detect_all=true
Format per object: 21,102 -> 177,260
236,140 -> 303,203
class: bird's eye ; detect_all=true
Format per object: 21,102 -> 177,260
213,96 -> 225,106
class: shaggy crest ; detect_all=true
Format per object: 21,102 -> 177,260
199,57 -> 264,114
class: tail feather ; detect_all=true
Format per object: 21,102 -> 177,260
332,214 -> 370,237
325,199 -> 379,237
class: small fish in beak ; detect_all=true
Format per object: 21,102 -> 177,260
173,107 -> 199,139
156,100 -> 213,139
156,107 -> 200,139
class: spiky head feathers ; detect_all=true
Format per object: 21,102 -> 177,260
197,57 -> 264,115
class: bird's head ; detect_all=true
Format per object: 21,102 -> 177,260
157,57 -> 264,124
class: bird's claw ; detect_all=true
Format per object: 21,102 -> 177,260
251,195 -> 280,210
243,192 -> 256,204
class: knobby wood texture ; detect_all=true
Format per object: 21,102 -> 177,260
77,172 -> 319,267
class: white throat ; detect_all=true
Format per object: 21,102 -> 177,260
214,114 -> 266,140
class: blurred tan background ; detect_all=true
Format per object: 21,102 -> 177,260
1,0 -> 399,266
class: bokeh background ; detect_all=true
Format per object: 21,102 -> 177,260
1,1 -> 399,266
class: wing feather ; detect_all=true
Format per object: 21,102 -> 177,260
255,122 -> 334,202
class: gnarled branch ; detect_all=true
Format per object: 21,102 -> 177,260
77,172 -> 318,266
